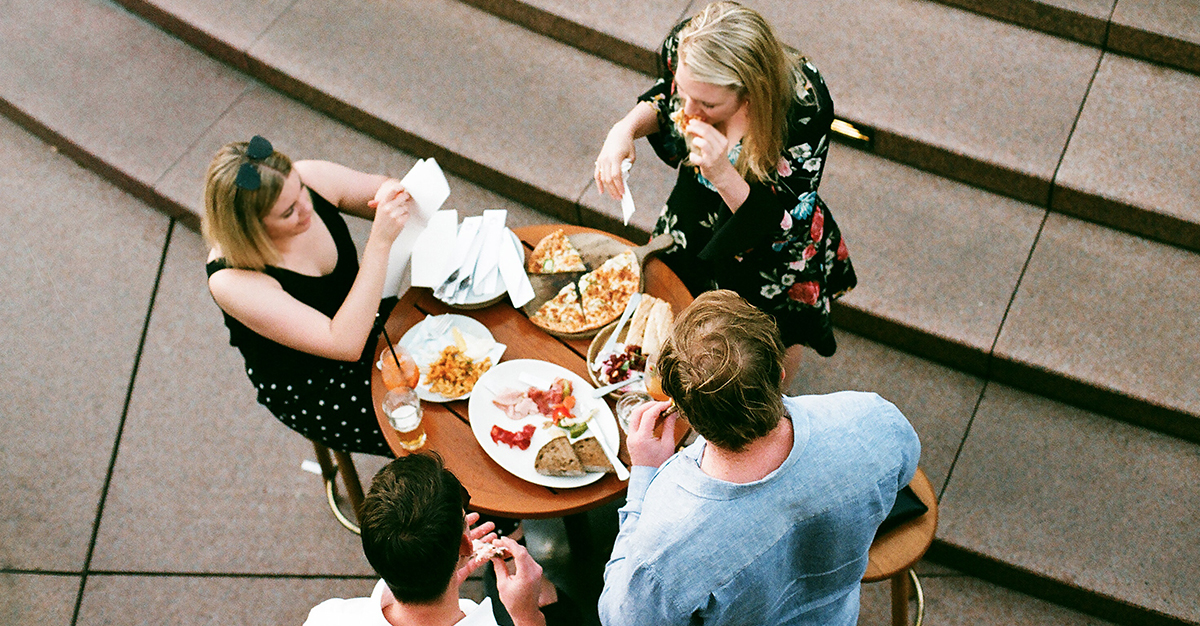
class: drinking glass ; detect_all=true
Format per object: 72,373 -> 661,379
383,387 -> 426,451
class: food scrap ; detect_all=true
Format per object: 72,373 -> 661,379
471,538 -> 511,562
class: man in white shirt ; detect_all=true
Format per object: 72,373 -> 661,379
305,453 -> 574,626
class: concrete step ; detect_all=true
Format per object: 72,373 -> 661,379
2,2 -> 1198,624
793,330 -> 1200,626
447,0 -> 1200,254
929,0 -> 1200,76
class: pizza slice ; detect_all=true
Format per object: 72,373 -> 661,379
578,250 -> 639,329
528,229 -> 587,274
530,281 -> 588,334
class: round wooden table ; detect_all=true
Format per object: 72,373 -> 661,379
371,225 -> 693,519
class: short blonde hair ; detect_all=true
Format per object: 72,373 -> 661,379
677,2 -> 800,183
658,290 -> 785,451
201,140 -> 293,270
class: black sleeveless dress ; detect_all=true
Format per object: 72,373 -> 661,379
206,190 -> 394,456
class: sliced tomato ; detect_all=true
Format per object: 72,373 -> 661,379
550,405 -> 572,424
562,395 -> 576,410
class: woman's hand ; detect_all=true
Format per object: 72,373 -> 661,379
684,120 -> 751,212
595,125 -> 635,200
367,179 -> 413,243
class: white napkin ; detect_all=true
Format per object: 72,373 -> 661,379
383,158 -> 452,297
410,210 -> 458,288
471,210 -> 508,296
498,230 -> 535,307
620,158 -> 636,226
448,216 -> 483,280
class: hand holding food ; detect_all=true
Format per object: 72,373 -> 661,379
626,399 -> 677,469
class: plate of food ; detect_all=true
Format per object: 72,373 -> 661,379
521,230 -> 672,339
434,228 -> 526,310
468,359 -> 620,488
382,314 -> 506,402
587,294 -> 675,397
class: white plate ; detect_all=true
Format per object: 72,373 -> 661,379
379,314 -> 506,402
434,229 -> 525,308
468,359 -> 619,488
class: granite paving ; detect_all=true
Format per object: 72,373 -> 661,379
0,573 -> 80,624
821,143 -> 1046,368
74,575 -> 373,625
993,213 -> 1200,431
0,0 -> 250,187
0,116 -> 170,571
938,382 -> 1200,623
1111,0 -> 1200,73
1055,53 -> 1200,250
155,84 -> 557,229
928,0 -> 1115,44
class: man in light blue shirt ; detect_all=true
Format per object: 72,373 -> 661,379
599,290 -> 920,626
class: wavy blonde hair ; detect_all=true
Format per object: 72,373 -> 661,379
201,140 -> 292,271
678,1 -> 800,183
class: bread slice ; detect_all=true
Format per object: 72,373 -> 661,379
571,437 -> 614,473
642,300 -> 673,357
534,435 -> 585,477
624,295 -> 656,347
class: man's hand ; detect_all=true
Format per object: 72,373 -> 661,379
626,400 -> 678,469
451,512 -> 496,586
492,537 -> 550,626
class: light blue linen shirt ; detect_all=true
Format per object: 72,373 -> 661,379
599,391 -> 920,626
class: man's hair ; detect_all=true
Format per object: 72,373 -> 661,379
359,453 -> 465,603
658,290 -> 785,451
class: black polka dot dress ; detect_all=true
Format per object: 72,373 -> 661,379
207,190 -> 394,457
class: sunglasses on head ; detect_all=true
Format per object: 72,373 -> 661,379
234,135 -> 273,191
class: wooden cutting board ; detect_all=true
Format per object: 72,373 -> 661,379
521,232 -> 674,339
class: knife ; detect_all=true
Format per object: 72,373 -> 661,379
601,293 -> 641,357
591,373 -> 644,398
585,420 -> 629,481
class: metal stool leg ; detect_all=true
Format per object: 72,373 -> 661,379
889,569 -> 925,626
312,442 -> 362,535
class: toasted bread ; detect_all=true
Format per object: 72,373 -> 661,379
571,437 -> 614,473
534,435 -> 585,477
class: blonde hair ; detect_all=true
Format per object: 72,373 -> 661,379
201,140 -> 293,270
678,1 -> 800,183
658,290 -> 785,451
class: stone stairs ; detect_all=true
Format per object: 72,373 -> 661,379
2,0 -> 1198,624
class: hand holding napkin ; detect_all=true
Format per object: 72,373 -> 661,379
383,158 -> 452,297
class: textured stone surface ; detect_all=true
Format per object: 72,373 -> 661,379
746,0 -> 1100,193
119,0 -> 294,53
1055,54 -> 1200,234
0,573 -> 80,624
88,227 -> 375,575
822,144 -> 1044,356
788,330 -> 984,495
939,383 -> 1200,623
155,84 -> 557,230
1112,0 -> 1200,48
249,0 -> 657,216
489,0 -> 690,53
994,212 -> 1200,420
0,0 -> 250,185
0,117 -> 169,570
75,575 -> 374,625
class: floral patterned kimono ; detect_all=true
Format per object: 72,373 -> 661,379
642,24 -> 857,356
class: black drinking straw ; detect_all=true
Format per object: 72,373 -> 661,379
380,325 -> 405,373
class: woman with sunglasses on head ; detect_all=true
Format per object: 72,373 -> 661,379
203,136 -> 413,456
594,1 -> 856,365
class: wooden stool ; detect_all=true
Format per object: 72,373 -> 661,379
311,441 -> 365,535
863,467 -> 939,626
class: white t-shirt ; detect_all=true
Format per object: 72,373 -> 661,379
304,579 -> 498,626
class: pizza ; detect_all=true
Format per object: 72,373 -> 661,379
670,108 -> 702,137
528,229 -> 587,274
529,281 -> 588,334
578,250 -> 638,328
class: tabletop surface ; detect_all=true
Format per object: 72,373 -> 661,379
371,224 -> 693,519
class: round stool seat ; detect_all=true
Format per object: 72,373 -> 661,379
862,467 -> 938,626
